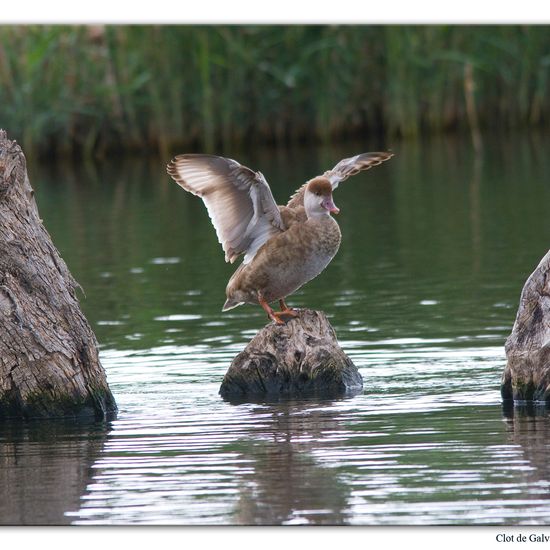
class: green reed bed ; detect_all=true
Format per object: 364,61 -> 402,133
1,25 -> 549,157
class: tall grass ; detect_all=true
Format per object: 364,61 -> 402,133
1,25 -> 550,158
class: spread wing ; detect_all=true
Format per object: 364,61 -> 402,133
167,154 -> 285,264
287,151 -> 394,208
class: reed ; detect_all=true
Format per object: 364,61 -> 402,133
1,25 -> 549,158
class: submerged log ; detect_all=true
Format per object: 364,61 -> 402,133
219,309 -> 363,401
0,130 -> 117,418
502,250 -> 550,402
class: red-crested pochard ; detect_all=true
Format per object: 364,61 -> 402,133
167,152 -> 393,324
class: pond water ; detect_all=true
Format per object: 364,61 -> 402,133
1,134 -> 550,526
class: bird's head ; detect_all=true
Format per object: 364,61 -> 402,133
304,177 -> 339,218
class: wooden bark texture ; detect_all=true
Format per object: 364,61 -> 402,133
502,249 -> 550,402
0,130 -> 116,418
219,309 -> 363,401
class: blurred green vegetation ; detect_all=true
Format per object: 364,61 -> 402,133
1,25 -> 550,158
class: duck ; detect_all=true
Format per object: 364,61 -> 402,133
166,151 -> 393,324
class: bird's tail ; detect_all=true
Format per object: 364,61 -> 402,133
222,299 -> 244,312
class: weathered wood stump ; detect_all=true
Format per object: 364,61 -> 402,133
219,309 -> 363,401
502,249 -> 550,402
0,130 -> 117,418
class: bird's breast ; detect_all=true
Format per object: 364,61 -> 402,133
226,216 -> 341,304
264,216 -> 341,296
299,216 -> 341,274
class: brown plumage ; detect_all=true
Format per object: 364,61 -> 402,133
306,177 -> 333,196
167,151 -> 393,324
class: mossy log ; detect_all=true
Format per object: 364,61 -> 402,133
0,130 -> 117,418
219,309 -> 363,401
502,249 -> 550,402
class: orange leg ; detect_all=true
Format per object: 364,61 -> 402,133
258,292 -> 286,325
279,299 -> 298,317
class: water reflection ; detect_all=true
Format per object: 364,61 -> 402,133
232,401 -> 352,525
503,405 -> 550,501
234,441 -> 349,525
0,419 -> 113,525
67,394 -> 356,525
5,133 -> 549,525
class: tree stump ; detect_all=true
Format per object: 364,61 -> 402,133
0,130 -> 117,418
502,249 -> 550,402
219,309 -> 363,401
